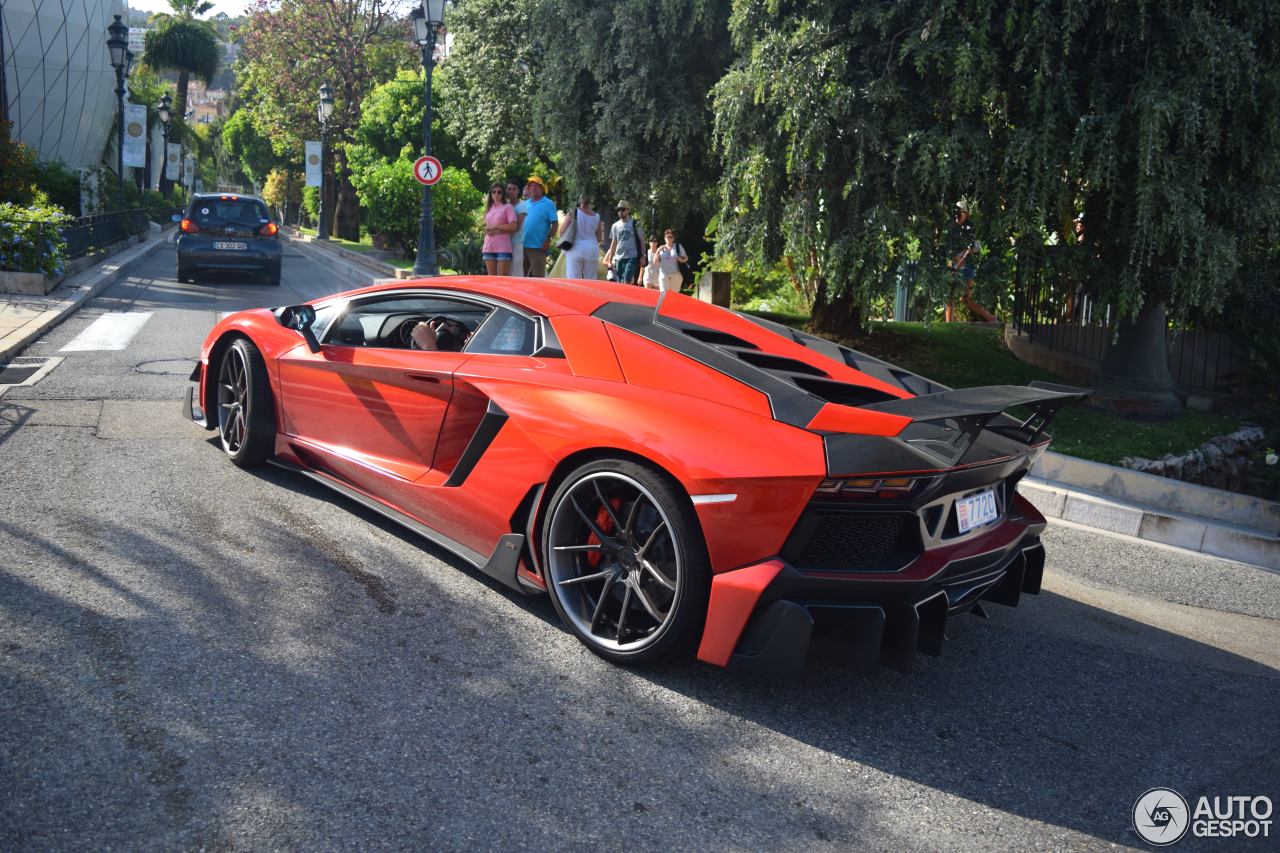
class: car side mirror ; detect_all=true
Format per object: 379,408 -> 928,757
274,305 -> 320,353
171,214 -> 182,223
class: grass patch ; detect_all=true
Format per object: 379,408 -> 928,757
829,321 -> 1238,466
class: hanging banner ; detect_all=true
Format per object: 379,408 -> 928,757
165,143 -> 181,180
122,104 -> 146,167
183,156 -> 195,188
304,141 -> 322,187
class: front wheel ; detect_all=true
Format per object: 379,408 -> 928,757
542,459 -> 710,664
216,338 -> 276,467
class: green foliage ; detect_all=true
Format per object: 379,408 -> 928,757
144,19 -> 220,85
713,1 -> 1280,335
442,0 -> 732,243
0,203 -> 73,276
262,169 -> 302,217
0,123 -> 39,205
348,160 -> 476,255
33,160 -> 81,212
301,185 -> 319,227
221,110 -> 282,188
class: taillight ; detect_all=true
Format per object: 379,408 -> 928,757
180,218 -> 200,234
814,475 -> 938,500
258,222 -> 278,237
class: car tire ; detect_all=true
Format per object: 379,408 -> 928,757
216,338 -> 276,468
177,265 -> 190,283
267,268 -> 281,286
542,458 -> 711,665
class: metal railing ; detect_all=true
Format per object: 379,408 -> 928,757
1010,246 -> 1247,394
60,209 -> 155,259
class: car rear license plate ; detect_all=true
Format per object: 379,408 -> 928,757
956,489 -> 999,533
214,241 -> 247,250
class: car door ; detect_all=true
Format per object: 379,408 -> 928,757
275,292 -> 493,492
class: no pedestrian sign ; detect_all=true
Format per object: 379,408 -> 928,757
413,155 -> 442,186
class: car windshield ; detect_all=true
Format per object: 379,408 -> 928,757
191,199 -> 268,227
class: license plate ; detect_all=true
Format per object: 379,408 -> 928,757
956,489 -> 999,533
214,241 -> 247,250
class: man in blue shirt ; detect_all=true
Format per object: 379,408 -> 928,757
521,176 -> 558,277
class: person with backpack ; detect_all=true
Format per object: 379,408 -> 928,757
656,229 -> 689,292
602,200 -> 646,284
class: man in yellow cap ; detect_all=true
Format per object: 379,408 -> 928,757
521,176 -> 558,277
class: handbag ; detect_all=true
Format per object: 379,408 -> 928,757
556,210 -> 577,251
676,245 -> 693,288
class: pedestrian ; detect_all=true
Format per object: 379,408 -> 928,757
481,182 -> 518,276
656,229 -> 688,292
520,176 -> 558,277
602,200 -> 646,285
559,194 -> 604,280
945,200 -> 978,322
642,236 -> 662,289
506,180 -> 527,278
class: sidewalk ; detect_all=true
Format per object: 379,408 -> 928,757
0,228 -> 173,364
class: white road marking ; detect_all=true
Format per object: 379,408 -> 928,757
60,311 -> 153,351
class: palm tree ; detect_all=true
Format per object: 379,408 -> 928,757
144,0 -> 220,193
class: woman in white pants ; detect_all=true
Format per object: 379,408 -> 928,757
657,229 -> 689,292
562,195 -> 604,279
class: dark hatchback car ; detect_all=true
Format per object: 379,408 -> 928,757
176,193 -> 282,286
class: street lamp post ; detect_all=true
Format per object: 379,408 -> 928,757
316,83 -> 334,241
107,15 -> 130,195
410,0 -> 446,277
157,93 -> 172,195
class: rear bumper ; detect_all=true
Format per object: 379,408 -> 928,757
177,237 -> 281,271
696,497 -> 1048,675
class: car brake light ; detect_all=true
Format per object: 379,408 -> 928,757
815,476 -> 937,500
258,222 -> 278,237
180,218 -> 200,233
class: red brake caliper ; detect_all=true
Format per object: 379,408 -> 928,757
585,498 -> 624,568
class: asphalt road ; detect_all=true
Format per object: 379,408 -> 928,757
1,240 -> 1277,851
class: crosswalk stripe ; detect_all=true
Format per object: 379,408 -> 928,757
60,311 -> 154,351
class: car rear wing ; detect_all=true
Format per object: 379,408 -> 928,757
824,382 -> 1088,473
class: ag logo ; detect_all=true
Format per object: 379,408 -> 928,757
1134,788 -> 1190,846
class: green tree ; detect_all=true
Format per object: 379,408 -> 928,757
440,0 -> 733,242
143,0 -> 221,195
221,108 -> 284,189
713,1 -> 1280,416
348,161 -> 476,255
235,0 -> 414,241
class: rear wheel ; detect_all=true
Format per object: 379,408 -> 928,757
216,338 -> 275,467
542,459 -> 710,664
266,267 -> 281,286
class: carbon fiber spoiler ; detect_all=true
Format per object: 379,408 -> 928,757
823,381 -> 1088,473
863,381 -> 1087,441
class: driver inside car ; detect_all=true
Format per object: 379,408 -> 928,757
410,317 -> 470,352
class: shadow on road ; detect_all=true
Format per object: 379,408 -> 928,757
1,442 -> 1276,848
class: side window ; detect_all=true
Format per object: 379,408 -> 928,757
465,307 -> 537,356
322,295 -> 493,351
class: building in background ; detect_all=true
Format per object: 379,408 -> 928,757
1,0 -> 126,169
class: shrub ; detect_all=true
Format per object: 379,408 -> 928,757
33,159 -> 80,212
348,159 -> 478,256
0,124 -> 38,205
0,203 -> 73,276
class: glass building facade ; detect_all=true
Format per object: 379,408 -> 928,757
1,0 -> 127,169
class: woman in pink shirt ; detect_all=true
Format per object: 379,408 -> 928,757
481,183 -> 518,275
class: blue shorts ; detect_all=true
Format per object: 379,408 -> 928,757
482,252 -> 512,261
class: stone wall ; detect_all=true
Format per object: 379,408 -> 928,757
1120,425 -> 1266,491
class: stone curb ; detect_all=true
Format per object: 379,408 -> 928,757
284,228 -> 413,280
1020,479 -> 1278,571
1031,450 -> 1279,532
0,228 -> 174,364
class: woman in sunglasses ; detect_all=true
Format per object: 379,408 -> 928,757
481,182 -> 518,275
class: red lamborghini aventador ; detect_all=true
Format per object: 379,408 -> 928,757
184,276 -> 1082,674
